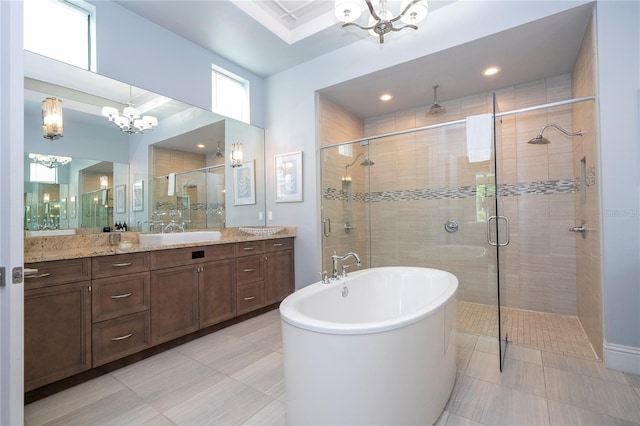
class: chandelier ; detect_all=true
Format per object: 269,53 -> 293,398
101,87 -> 158,134
28,153 -> 72,168
335,0 -> 428,44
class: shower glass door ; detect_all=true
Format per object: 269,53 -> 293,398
320,118 -> 504,370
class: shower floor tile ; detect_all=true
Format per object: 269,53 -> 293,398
457,301 -> 598,361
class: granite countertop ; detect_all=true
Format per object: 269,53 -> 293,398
24,227 -> 296,264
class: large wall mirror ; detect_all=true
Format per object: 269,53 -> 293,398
24,52 -> 266,234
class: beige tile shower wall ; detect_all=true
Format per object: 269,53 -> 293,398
318,95 -> 369,273
150,147 -> 207,229
363,75 -> 578,314
572,16 -> 602,359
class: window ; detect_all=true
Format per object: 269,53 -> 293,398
24,0 -> 96,71
212,65 -> 250,123
30,163 -> 57,184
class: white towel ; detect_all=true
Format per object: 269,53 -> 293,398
168,173 -> 176,196
466,113 -> 492,163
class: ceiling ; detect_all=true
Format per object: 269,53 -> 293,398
115,0 -> 594,119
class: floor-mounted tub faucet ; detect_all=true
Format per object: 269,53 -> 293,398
331,251 -> 361,280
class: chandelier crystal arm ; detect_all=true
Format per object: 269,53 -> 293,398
390,23 -> 418,32
363,0 -> 381,22
342,21 -> 377,31
390,0 -> 423,23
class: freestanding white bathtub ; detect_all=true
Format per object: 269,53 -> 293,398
280,266 -> 458,425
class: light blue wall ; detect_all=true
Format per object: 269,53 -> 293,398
595,1 -> 640,351
86,1 -> 265,129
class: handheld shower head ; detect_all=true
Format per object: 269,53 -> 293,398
528,124 -> 583,145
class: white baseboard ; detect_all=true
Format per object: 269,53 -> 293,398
603,340 -> 640,375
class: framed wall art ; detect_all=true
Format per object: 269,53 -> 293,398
133,181 -> 144,212
115,184 -> 126,214
275,151 -> 302,202
233,160 -> 256,206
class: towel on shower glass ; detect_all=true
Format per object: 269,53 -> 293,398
168,172 -> 176,196
466,113 -> 492,163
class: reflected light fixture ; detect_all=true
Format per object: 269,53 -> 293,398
335,0 -> 428,44
100,175 -> 109,189
28,153 -> 72,168
43,193 -> 50,204
102,86 -> 158,134
42,97 -> 64,140
230,143 -> 243,168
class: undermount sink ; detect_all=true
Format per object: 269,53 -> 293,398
139,231 -> 221,247
25,229 -> 76,237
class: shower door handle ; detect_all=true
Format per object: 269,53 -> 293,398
487,216 -> 510,247
323,218 -> 331,237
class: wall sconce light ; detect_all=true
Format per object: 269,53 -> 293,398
43,193 -> 50,203
100,175 -> 109,189
42,97 -> 64,140
230,143 -> 243,168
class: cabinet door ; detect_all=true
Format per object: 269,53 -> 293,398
150,265 -> 199,345
264,250 -> 294,305
199,259 -> 236,328
24,281 -> 91,391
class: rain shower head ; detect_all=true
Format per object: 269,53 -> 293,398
345,152 -> 375,169
360,155 -> 375,166
528,123 -> 583,145
427,84 -> 446,115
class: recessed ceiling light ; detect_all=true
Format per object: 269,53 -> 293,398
482,66 -> 501,76
197,144 -> 205,148
379,93 -> 393,101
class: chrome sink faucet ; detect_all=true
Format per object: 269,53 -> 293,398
331,251 -> 361,280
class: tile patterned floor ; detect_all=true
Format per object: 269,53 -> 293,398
457,301 -> 598,360
25,308 -> 640,426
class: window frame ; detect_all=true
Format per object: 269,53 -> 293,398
211,65 -> 250,123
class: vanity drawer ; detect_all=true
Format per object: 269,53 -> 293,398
235,240 -> 265,257
25,258 -> 91,289
92,252 -> 149,279
236,256 -> 263,285
92,311 -> 150,367
149,244 -> 234,269
264,238 -> 293,252
92,272 -> 150,323
236,282 -> 264,315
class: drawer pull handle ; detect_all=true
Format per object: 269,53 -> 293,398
273,243 -> 284,247
243,296 -> 255,301
25,273 -> 51,279
243,268 -> 255,272
111,292 -> 132,299
112,262 -> 133,267
111,333 -> 133,341
243,247 -> 255,251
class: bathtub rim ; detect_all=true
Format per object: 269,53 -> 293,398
279,266 -> 458,335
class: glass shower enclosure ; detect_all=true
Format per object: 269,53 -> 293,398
320,104 -> 509,370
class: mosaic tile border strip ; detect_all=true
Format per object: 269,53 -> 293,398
323,179 -> 577,202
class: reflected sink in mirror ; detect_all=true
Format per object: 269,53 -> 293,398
139,230 -> 222,247
25,229 -> 76,237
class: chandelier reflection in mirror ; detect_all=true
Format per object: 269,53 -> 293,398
335,0 -> 428,44
101,86 -> 158,134
28,153 -> 72,168
42,97 -> 63,140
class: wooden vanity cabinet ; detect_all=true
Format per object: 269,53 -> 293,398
149,244 -> 235,344
235,238 -> 294,314
264,238 -> 295,306
24,258 -> 92,392
91,252 -> 151,367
